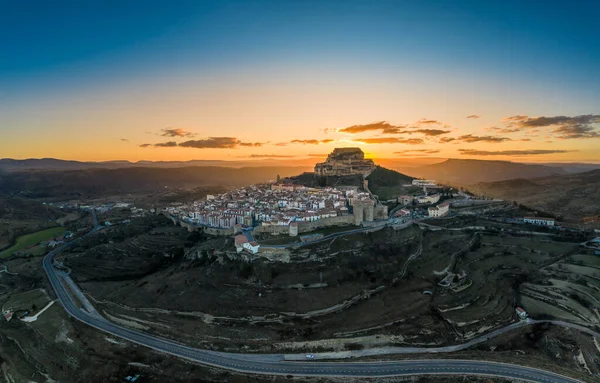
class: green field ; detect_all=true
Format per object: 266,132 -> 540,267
0,227 -> 66,258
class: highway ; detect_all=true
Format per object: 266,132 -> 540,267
40,216 -> 588,382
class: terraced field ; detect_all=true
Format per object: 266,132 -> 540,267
520,253 -> 600,324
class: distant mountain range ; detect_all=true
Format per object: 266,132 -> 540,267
2,158 -> 600,187
0,158 -> 314,171
0,166 -> 311,200
470,169 -> 600,226
405,159 -> 572,185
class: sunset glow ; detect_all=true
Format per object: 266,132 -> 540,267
1,1 -> 599,163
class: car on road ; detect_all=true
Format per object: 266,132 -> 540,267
306,354 -> 314,359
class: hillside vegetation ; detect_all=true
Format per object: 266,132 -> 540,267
410,159 -> 565,184
366,166 -> 415,200
470,169 -> 600,227
0,166 -> 311,200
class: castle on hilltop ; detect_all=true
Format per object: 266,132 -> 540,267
314,147 -> 375,177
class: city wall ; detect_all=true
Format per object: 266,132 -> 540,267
254,215 -> 356,235
166,212 -> 368,237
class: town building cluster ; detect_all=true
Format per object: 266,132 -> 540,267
165,184 -> 365,229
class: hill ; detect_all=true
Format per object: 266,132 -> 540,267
410,158 -> 566,184
366,166 -> 415,200
0,157 -> 322,171
0,166 -> 310,200
470,169 -> 600,226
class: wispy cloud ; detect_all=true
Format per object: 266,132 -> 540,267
337,120 -> 450,137
459,149 -> 575,156
119,138 -> 129,142
160,128 -> 195,138
138,141 -> 177,148
307,153 -> 327,157
154,141 -> 178,147
394,149 -> 440,155
353,137 -> 424,145
247,154 -> 295,158
501,114 -> 600,139
411,129 -> 450,136
487,126 -> 522,133
456,134 -> 511,143
416,119 -> 442,125
439,137 -> 456,143
290,139 -> 334,145
338,121 -> 405,134
466,115 -> 480,119
179,137 -> 262,149
141,137 -> 264,149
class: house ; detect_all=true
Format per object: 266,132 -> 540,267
523,217 -> 555,226
242,241 -> 260,254
428,203 -> 449,218
515,307 -> 528,320
416,194 -> 440,204
397,195 -> 413,205
395,208 -> 411,217
234,235 -> 248,253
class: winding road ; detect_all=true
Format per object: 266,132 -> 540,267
40,216 -> 592,382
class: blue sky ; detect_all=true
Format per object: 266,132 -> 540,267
1,0 -> 599,161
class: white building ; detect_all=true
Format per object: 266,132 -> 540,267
523,217 -> 555,226
242,241 -> 260,254
416,194 -> 440,204
412,179 -> 436,187
428,203 -> 450,218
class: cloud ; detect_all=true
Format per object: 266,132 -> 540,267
133,137 -> 266,149
160,128 -> 195,138
338,121 -> 449,136
466,115 -> 480,119
553,124 -> 600,139
139,141 -> 177,148
179,137 -> 244,149
456,134 -> 511,143
502,114 -> 600,139
488,126 -> 522,133
411,129 -> 450,136
120,138 -> 129,142
248,154 -> 295,158
416,119 -> 442,125
459,149 -> 575,156
338,121 -> 405,134
154,141 -> 178,147
353,137 -> 424,145
439,137 -> 456,143
308,153 -> 327,157
290,139 -> 334,145
394,149 -> 440,155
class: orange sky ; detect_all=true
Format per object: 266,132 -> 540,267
2,69 -> 599,163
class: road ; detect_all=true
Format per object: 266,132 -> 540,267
40,213 -> 589,382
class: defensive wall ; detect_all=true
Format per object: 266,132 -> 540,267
166,209 -> 386,237
254,215 -> 356,235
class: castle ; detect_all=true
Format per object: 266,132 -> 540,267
314,148 -> 375,177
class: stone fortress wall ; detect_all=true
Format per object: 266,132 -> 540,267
314,147 -> 376,177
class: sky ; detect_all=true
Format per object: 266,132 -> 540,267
1,0 -> 599,163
